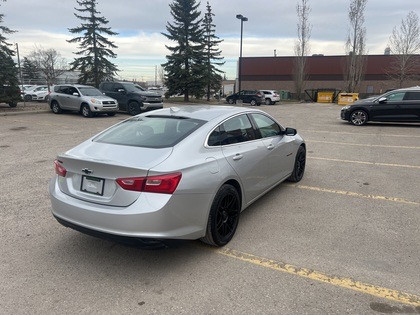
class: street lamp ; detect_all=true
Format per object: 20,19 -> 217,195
236,14 -> 248,93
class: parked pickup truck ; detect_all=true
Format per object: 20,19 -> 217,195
99,82 -> 163,115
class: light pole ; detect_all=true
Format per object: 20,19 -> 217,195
15,43 -> 26,107
236,14 -> 248,93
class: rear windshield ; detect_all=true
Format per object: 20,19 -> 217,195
93,115 -> 205,148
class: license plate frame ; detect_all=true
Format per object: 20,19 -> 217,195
81,175 -> 105,196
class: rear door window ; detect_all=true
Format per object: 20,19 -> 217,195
403,92 -> 420,101
101,83 -> 113,91
219,114 -> 256,145
94,116 -> 205,148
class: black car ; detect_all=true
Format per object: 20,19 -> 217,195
226,90 -> 264,106
0,85 -> 21,107
341,87 -> 420,126
99,82 -> 163,115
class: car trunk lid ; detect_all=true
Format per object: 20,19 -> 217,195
56,141 -> 173,207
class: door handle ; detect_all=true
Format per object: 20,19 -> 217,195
267,144 -> 274,150
232,154 -> 243,161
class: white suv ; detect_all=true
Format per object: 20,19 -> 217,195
261,90 -> 280,105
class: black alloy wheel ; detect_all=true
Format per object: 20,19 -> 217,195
228,98 -> 235,104
288,146 -> 306,182
250,99 -> 257,106
127,101 -> 141,115
201,184 -> 241,247
350,110 -> 368,126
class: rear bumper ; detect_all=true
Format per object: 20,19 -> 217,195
49,177 -> 211,240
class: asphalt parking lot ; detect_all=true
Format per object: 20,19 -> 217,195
0,103 -> 419,314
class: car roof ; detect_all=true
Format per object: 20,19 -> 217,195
144,105 -> 264,122
389,86 -> 420,93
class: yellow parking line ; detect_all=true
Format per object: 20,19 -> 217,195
307,140 -> 420,150
301,129 -> 420,138
285,184 -> 419,206
216,248 -> 420,307
308,156 -> 420,170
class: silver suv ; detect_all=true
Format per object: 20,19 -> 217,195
49,85 -> 119,118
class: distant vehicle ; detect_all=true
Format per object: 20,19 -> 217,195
23,85 -> 48,101
225,90 -> 264,106
30,86 -> 49,102
99,82 -> 163,115
260,90 -> 280,105
48,84 -> 118,118
49,106 -> 306,247
341,86 -> 420,125
0,85 -> 21,107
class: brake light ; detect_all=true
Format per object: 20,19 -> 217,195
54,160 -> 67,177
116,173 -> 182,194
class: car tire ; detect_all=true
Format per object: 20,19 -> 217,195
271,101 -> 275,105
107,112 -> 116,117
8,102 -> 17,108
350,110 -> 368,126
201,184 -> 241,247
265,98 -> 271,105
287,146 -> 306,183
228,98 -> 235,105
24,95 -> 32,101
81,104 -> 93,118
127,101 -> 141,115
250,99 -> 257,106
51,101 -> 62,114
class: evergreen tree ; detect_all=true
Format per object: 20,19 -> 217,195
202,1 -> 224,101
0,0 -> 15,56
0,0 -> 19,98
68,0 -> 118,87
22,57 -> 39,83
162,0 -> 206,101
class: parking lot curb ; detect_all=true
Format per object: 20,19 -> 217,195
0,110 -> 51,116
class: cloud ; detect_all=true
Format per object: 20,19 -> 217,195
2,0 -> 418,80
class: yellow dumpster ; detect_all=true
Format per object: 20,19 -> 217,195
317,91 -> 334,103
337,93 -> 359,105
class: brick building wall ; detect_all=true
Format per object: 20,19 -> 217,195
239,55 -> 420,96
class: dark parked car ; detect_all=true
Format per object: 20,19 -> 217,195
99,82 -> 163,115
226,90 -> 264,106
0,85 -> 21,107
341,87 -> 420,125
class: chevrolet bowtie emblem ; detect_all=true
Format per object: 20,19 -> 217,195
82,168 -> 93,175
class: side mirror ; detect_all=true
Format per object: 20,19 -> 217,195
284,127 -> 297,136
118,89 -> 125,93
72,92 -> 80,97
378,97 -> 387,104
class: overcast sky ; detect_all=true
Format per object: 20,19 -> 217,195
1,0 -> 418,81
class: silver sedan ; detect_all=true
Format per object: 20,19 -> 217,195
49,106 -> 306,246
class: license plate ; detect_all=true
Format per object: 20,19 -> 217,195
81,175 -> 104,196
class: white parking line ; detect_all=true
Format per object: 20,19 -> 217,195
308,156 -> 420,169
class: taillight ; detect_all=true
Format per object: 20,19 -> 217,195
54,160 -> 67,177
116,173 -> 182,194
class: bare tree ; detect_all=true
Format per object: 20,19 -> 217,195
345,0 -> 367,93
28,46 -> 68,89
388,11 -> 420,87
293,0 -> 311,100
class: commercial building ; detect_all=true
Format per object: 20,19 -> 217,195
239,55 -> 420,97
